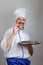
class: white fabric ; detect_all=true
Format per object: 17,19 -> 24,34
13,8 -> 28,20
0,28 -> 30,58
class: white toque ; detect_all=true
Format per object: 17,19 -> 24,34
13,8 -> 28,20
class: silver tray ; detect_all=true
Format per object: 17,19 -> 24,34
18,41 -> 41,45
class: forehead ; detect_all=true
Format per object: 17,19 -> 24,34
17,16 -> 26,20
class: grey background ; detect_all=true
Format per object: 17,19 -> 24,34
0,0 -> 43,65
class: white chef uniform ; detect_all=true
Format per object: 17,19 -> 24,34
0,28 -> 30,58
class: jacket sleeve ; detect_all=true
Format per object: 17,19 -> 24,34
0,28 -> 13,51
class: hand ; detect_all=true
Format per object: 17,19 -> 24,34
24,44 -> 33,56
13,25 -> 20,35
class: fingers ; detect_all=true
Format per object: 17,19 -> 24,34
13,25 -> 20,35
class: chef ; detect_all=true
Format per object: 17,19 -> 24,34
0,8 -> 33,65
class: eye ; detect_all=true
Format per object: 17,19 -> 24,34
22,23 -> 24,24
18,22 -> 21,24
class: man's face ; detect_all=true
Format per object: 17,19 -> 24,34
16,16 -> 26,29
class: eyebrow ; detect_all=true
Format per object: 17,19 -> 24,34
17,18 -> 26,20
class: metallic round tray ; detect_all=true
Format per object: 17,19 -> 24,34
18,41 -> 41,45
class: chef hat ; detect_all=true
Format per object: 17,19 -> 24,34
13,8 -> 28,20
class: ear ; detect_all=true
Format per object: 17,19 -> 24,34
24,20 -> 26,24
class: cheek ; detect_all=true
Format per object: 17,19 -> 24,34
16,21 -> 18,24
16,20 -> 20,24
23,20 -> 26,24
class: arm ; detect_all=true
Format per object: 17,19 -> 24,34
6,26 -> 20,48
0,28 -> 13,51
1,26 -> 19,51
6,33 -> 15,48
